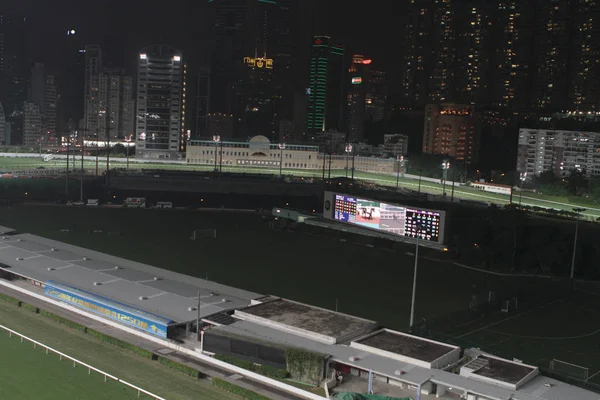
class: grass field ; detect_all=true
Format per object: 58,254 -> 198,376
0,328 -> 141,400
445,291 -> 600,386
0,301 -> 239,400
1,155 -> 599,218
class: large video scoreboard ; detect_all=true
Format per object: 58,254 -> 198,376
324,192 -> 446,244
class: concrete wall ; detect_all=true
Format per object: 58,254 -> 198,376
430,346 -> 461,369
0,279 -> 327,400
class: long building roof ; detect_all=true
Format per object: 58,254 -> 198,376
0,233 -> 261,323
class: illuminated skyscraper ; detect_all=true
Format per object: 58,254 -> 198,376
83,45 -> 102,137
306,36 -> 344,135
135,45 -> 186,159
428,0 -> 456,103
346,55 -> 370,142
366,70 -> 387,123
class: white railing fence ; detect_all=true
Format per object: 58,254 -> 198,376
0,323 -> 166,400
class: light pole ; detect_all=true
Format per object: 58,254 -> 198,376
519,172 -> 527,207
396,156 -> 405,188
212,135 -> 220,172
418,169 -> 422,194
279,142 -> 286,178
80,134 -> 84,202
442,160 -> 450,196
345,143 -> 353,178
571,207 -> 586,287
125,134 -> 132,169
409,223 -> 426,330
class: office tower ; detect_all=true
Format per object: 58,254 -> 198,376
60,29 -> 86,135
517,128 -> 600,178
346,55 -> 370,142
241,51 -> 277,138
0,103 -> 5,144
29,63 -> 46,111
207,112 -> 234,140
135,45 -> 186,159
422,103 -> 479,164
97,68 -> 134,140
44,75 -> 57,137
23,102 -> 42,145
196,68 -> 210,137
366,70 -> 387,123
83,45 -> 102,138
121,76 -> 134,138
306,36 -> 345,135
208,0 -> 249,114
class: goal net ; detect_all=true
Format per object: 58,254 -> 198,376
190,229 -> 217,240
549,359 -> 589,381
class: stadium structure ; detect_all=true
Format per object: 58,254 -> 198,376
0,228 -> 597,400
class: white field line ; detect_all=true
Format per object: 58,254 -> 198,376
0,323 -> 166,400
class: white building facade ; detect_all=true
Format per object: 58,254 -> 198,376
383,134 -> 408,157
516,128 -> 600,178
135,45 -> 186,159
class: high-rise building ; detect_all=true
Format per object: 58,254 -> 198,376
241,52 -> 277,138
207,112 -> 234,140
346,55 -> 370,143
423,103 -> 479,164
383,134 -> 409,157
0,103 -> 5,144
306,36 -> 345,136
428,0 -> 456,103
135,45 -> 186,159
517,128 -> 600,178
97,68 -> 134,140
60,29 -> 86,135
0,14 -> 27,132
44,75 -> 57,138
195,68 -> 210,138
23,102 -> 42,146
366,70 -> 387,123
83,45 -> 102,138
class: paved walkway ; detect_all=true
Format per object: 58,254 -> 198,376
0,282 -> 304,400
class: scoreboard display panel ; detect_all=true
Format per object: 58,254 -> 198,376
325,192 -> 446,244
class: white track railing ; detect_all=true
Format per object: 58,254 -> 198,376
0,323 -> 166,400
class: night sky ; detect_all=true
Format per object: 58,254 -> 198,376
10,0 -> 395,76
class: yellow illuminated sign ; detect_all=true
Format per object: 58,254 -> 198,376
244,57 -> 273,69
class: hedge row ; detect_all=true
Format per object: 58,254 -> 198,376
157,356 -> 201,378
38,309 -> 88,332
20,302 -> 39,313
87,329 -> 156,360
215,354 -> 289,379
212,378 -> 271,400
0,292 -> 21,306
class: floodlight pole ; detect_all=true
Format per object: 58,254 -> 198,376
409,232 -> 420,330
80,136 -> 84,202
196,290 -> 201,341
571,208 -> 586,288
65,140 -> 70,198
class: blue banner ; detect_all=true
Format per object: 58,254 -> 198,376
44,281 -> 171,338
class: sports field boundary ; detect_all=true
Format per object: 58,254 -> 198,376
0,322 -> 166,399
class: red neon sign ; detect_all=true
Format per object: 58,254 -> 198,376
362,59 -> 372,65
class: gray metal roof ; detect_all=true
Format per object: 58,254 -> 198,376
0,225 -> 15,234
0,233 -> 261,323
211,320 -> 600,400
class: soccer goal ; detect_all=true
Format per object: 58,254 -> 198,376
501,297 -> 518,312
549,359 -> 589,381
190,229 -> 217,240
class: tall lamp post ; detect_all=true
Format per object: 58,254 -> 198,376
441,160 -> 450,196
125,134 -> 132,169
409,222 -> 426,330
571,207 -> 586,288
345,143 -> 353,178
396,156 -> 405,188
518,172 -> 527,207
278,142 -> 286,178
212,135 -> 220,172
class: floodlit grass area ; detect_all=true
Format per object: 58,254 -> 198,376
0,302 -> 239,400
0,155 -> 598,218
0,206 -> 558,334
0,328 -> 140,400
450,292 -> 600,385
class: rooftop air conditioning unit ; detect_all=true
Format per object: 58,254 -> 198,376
93,282 -> 101,286
139,296 -> 147,300
83,257 -> 89,260
16,257 -> 23,261
187,307 -> 197,311
349,356 -> 359,362
153,277 -> 162,281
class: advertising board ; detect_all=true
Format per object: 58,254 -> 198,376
44,281 -> 172,338
323,192 -> 446,244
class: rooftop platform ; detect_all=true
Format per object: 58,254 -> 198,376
234,298 -> 378,344
350,329 -> 460,369
0,233 -> 261,323
460,353 -> 539,390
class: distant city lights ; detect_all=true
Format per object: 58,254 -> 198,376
139,53 -> 147,59
173,55 -> 181,61
67,29 -> 76,35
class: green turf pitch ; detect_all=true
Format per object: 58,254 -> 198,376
0,330 -> 142,400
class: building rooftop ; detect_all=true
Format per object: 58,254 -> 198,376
464,354 -> 538,385
0,233 -> 261,323
234,298 -> 378,344
210,319 -> 600,400
352,329 -> 457,363
0,226 -> 15,234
